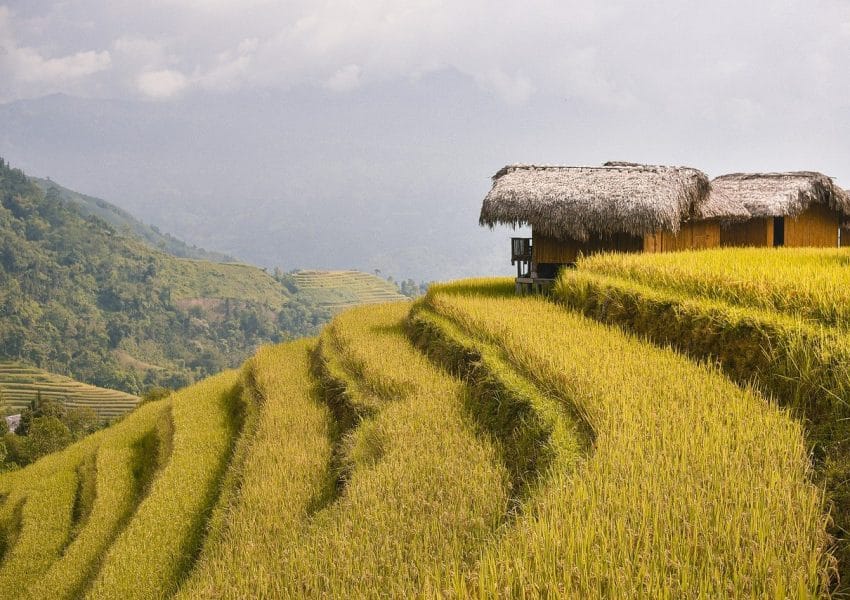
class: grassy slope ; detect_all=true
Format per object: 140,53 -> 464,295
577,247 -> 850,326
87,371 -> 243,599
0,362 -> 139,419
421,280 -> 829,596
0,267 -> 837,597
157,259 -> 287,309
181,304 -> 508,597
175,340 -> 333,597
0,463 -> 80,593
20,401 -> 171,600
555,246 -> 850,592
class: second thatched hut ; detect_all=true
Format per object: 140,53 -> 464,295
711,172 -> 850,247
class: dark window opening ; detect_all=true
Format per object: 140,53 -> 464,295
773,217 -> 785,247
511,237 -> 532,261
536,263 -> 563,279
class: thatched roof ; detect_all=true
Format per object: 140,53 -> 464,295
479,163 -> 747,241
694,186 -> 751,221
603,161 -> 645,167
845,190 -> 850,227
710,172 -> 850,218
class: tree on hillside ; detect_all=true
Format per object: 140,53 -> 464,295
17,395 -> 65,435
19,416 -> 72,463
141,386 -> 172,404
65,406 -> 99,439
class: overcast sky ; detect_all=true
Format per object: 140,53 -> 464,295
1,1 -> 849,279
3,1 -> 849,114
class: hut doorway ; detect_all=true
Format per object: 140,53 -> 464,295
773,217 -> 785,247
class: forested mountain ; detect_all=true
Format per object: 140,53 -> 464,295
0,157 -> 332,394
30,177 -> 234,262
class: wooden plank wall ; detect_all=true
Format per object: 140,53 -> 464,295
533,234 -> 581,264
784,204 -> 839,247
721,218 -> 773,247
532,232 -> 643,264
644,221 -> 721,253
610,232 -> 644,253
721,207 -> 840,248
531,206 -> 840,263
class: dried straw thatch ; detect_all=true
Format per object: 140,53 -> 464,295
603,161 -> 646,167
479,163 -> 747,241
845,190 -> 850,228
694,186 -> 751,221
710,172 -> 850,218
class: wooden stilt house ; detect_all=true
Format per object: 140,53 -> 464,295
711,172 -> 850,248
479,163 -> 749,292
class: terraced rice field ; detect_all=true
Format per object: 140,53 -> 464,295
0,363 -> 139,419
0,370 -> 243,599
291,269 -> 408,311
415,282 -> 829,596
573,247 -> 850,327
0,263 -> 837,597
554,247 -> 850,593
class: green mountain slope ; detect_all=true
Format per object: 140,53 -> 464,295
0,158 -> 413,396
0,157 -> 311,393
31,177 -> 233,262
160,260 -> 288,310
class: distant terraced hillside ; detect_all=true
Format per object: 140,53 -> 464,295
0,363 -> 140,419
161,259 -> 288,310
291,270 -> 408,311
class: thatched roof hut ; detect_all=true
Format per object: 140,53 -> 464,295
710,172 -> 850,218
479,163 -> 748,241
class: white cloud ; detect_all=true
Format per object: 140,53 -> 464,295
14,48 -> 111,83
136,68 -> 188,98
0,6 -> 111,99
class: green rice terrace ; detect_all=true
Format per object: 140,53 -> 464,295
5,247 -> 850,597
290,269 -> 409,311
0,363 -> 139,419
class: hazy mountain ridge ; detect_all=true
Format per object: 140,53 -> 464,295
0,91 -> 513,282
31,176 -> 234,262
